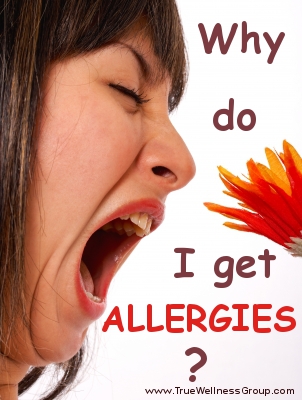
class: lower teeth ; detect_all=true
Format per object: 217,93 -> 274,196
85,291 -> 102,303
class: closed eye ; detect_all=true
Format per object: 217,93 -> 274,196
109,83 -> 151,105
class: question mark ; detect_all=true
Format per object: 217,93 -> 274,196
185,347 -> 207,382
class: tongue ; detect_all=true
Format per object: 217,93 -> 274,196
80,260 -> 95,294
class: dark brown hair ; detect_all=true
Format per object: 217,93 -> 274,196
0,0 -> 188,398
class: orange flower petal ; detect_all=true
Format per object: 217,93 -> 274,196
265,147 -> 289,186
205,141 -> 302,253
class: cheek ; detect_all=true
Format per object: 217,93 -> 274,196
24,96 -> 143,363
42,95 -> 139,174
36,95 -> 142,222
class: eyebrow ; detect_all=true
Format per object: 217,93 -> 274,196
115,41 -> 153,81
111,41 -> 172,104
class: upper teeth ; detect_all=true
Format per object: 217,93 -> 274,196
101,212 -> 152,238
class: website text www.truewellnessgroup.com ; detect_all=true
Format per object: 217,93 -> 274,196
144,387 -> 294,396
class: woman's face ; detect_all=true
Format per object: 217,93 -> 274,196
12,31 -> 195,367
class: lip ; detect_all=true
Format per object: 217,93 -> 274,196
75,198 -> 165,320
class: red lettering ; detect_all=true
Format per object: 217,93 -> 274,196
253,304 -> 272,333
187,304 -> 207,332
102,306 -> 124,332
147,304 -> 164,332
166,304 -> 185,333
275,306 -> 296,332
128,304 -> 145,332
232,304 -> 249,331
209,304 -> 231,332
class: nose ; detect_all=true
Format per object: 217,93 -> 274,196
136,118 -> 196,195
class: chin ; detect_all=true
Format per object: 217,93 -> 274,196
28,322 -> 88,365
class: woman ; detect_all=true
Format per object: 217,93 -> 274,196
0,0 -> 195,398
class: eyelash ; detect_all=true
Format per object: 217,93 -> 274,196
109,83 -> 150,105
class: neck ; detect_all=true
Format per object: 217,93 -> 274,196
0,356 -> 29,400
0,384 -> 18,400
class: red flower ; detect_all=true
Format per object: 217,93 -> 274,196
204,141 -> 302,256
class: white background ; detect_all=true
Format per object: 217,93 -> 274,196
23,1 -> 302,399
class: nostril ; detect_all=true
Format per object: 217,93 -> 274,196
152,166 -> 176,179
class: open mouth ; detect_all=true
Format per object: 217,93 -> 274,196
79,212 -> 154,304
